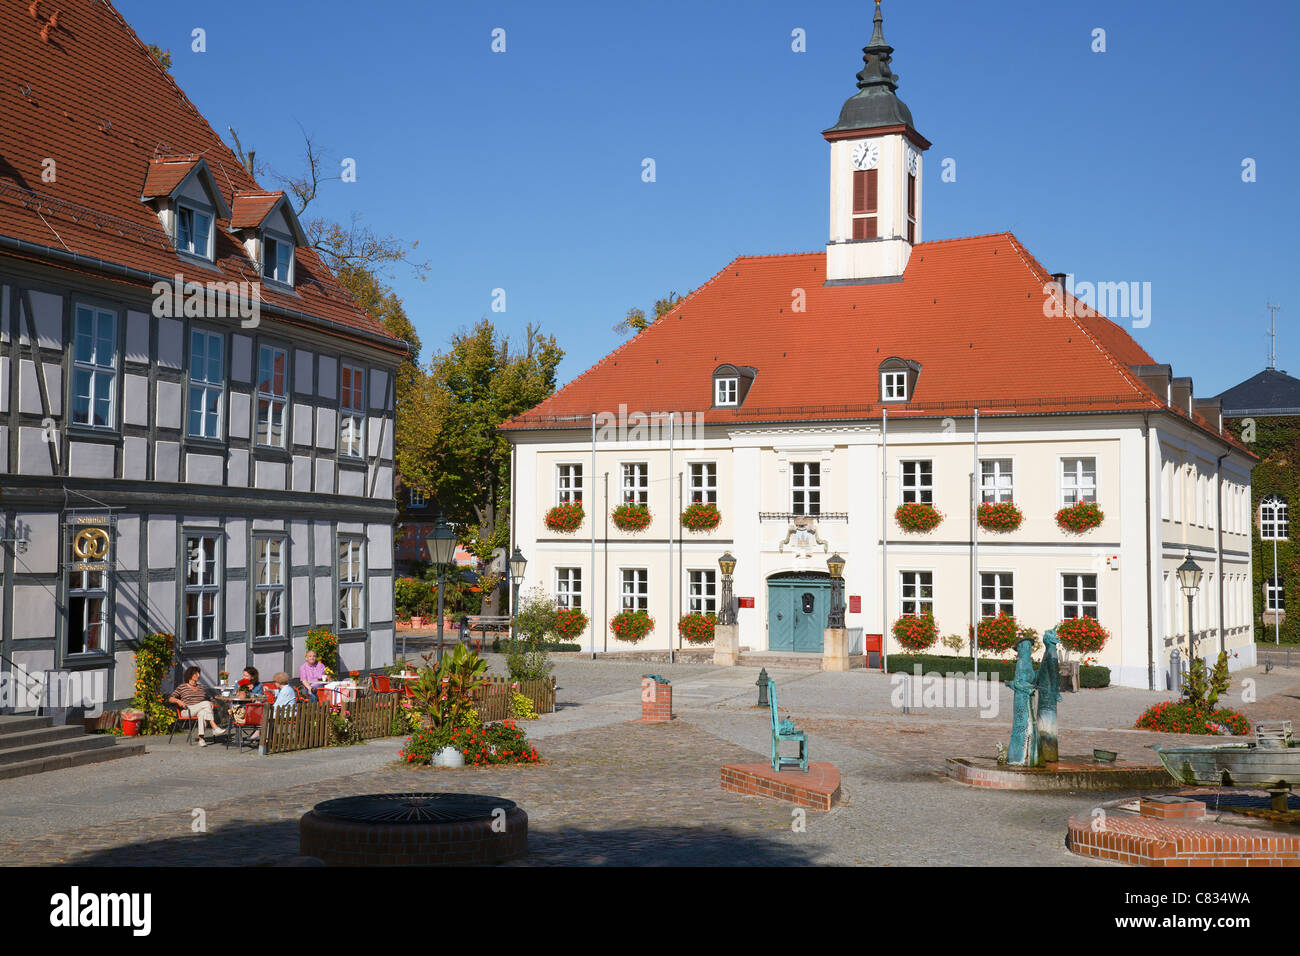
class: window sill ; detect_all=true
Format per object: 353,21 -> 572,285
65,427 -> 122,444
184,436 -> 227,452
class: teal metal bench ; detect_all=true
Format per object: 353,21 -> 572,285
768,680 -> 809,772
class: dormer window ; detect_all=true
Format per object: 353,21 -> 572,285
882,370 -> 907,401
176,203 -> 213,260
878,357 -> 921,403
263,235 -> 294,286
715,377 -> 738,406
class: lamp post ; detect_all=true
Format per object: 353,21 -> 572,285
424,519 -> 457,663
827,553 -> 846,628
509,547 -> 527,642
718,551 -> 737,625
1177,550 -> 1203,660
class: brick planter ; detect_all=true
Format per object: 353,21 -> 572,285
641,676 -> 672,722
299,793 -> 527,866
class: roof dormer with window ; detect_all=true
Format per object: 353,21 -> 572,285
713,364 -> 756,408
230,191 -> 308,290
140,156 -> 230,264
878,356 -> 920,402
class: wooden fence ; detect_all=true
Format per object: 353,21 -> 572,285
262,693 -> 402,755
471,676 -> 557,722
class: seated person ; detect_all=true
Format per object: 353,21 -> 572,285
271,672 -> 297,710
167,666 -> 226,746
299,651 -> 327,690
236,667 -> 262,698
288,677 -> 315,703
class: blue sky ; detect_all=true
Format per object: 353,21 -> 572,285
119,0 -> 1299,396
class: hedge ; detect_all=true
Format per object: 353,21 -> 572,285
884,653 -> 1110,688
491,638 -> 581,653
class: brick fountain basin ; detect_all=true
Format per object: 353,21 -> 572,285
299,792 -> 527,866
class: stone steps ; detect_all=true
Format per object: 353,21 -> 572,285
0,715 -> 146,780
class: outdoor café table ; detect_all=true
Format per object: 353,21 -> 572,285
320,681 -> 359,706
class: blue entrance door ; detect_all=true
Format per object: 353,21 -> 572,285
767,576 -> 830,652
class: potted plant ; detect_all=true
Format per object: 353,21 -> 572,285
1056,501 -> 1104,533
544,502 -> 584,533
892,612 -> 938,652
977,501 -> 1023,532
612,503 -> 652,532
680,502 -> 721,532
610,609 -> 654,643
678,611 -> 717,644
895,502 -> 943,532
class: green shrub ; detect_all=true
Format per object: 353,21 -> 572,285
132,632 -> 176,734
511,692 -> 539,720
504,638 -> 554,682
512,586 -> 558,643
884,653 -> 1110,688
306,628 -> 339,672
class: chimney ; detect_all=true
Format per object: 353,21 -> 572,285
246,150 -> 256,174
1051,272 -> 1067,288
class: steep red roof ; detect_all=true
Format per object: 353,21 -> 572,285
505,233 -> 1246,453
0,1 -> 401,353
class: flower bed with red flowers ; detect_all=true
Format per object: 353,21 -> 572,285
895,503 -> 943,532
977,501 -> 1023,532
1135,700 -> 1250,736
553,607 -> 589,640
976,612 -> 1020,653
544,502 -> 584,533
612,503 -> 652,532
1056,616 -> 1109,654
611,608 -> 654,643
678,612 -> 717,644
1056,501 -> 1104,533
681,502 -> 721,532
400,720 -> 541,766
892,613 -> 938,652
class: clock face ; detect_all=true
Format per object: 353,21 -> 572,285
906,146 -> 919,175
851,141 -> 880,170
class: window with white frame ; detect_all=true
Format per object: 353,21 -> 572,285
262,235 -> 294,285
1061,457 -> 1097,505
409,488 -> 426,508
980,459 -> 1013,503
689,569 -> 717,614
253,536 -> 286,639
980,572 -> 1014,618
183,534 -> 220,642
620,568 -> 648,611
72,305 -> 117,428
715,377 -> 738,406
176,203 -> 213,260
791,462 -> 821,515
1262,495 -> 1289,540
338,537 -> 365,631
621,463 -> 648,506
556,567 -> 583,610
1266,577 -> 1285,613
66,534 -> 107,655
340,363 -> 365,458
256,346 -> 288,448
900,571 -> 933,616
557,464 -> 583,504
187,329 -> 224,439
689,462 -> 717,504
1061,573 -> 1098,620
882,370 -> 907,401
901,460 -> 933,504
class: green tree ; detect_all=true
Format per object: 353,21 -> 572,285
403,320 -> 563,612
613,291 -> 687,336
146,44 -> 172,71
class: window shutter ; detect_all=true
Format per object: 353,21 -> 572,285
853,170 -> 866,214
907,173 -> 916,217
866,169 -> 878,213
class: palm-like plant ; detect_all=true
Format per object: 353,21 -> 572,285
409,644 -> 489,730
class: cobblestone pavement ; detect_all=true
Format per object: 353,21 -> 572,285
0,661 -> 1295,866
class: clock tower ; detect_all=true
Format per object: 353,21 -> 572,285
824,0 -> 930,284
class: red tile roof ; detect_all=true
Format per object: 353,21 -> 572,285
505,233 -> 1248,454
0,0 -> 402,354
229,191 -> 284,230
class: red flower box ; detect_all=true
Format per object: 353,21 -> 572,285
892,613 -> 938,652
895,502 -> 943,532
1056,501 -> 1104,533
611,609 -> 654,643
545,502 -> 584,533
612,503 -> 652,532
1055,617 -> 1109,654
681,502 -> 721,532
678,612 -> 716,644
977,501 -> 1023,532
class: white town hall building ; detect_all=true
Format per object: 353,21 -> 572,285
502,2 -> 1255,689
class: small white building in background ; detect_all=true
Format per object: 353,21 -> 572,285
502,3 -> 1255,689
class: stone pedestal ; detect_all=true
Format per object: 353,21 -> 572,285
713,623 -> 741,667
822,627 -> 849,671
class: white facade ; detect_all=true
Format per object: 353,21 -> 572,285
510,411 -> 1253,689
